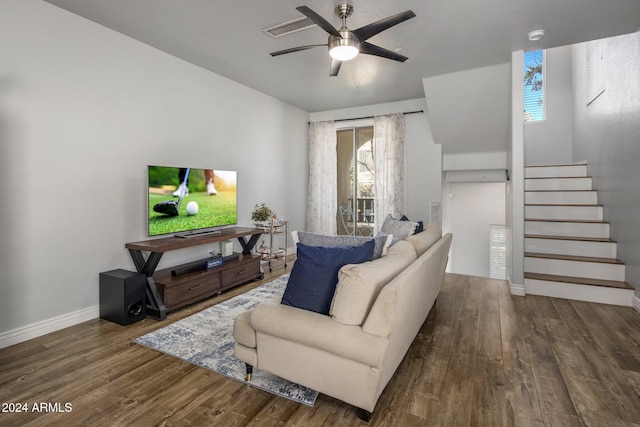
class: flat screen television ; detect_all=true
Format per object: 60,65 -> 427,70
147,165 -> 237,237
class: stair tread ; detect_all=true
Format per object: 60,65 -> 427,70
525,251 -> 624,265
525,219 -> 608,224
525,203 -> 602,207
525,176 -> 591,180
524,272 -> 633,290
525,234 -> 616,243
526,163 -> 587,167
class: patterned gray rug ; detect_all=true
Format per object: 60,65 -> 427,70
134,274 -> 319,406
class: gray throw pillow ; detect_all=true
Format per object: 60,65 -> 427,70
381,214 -> 417,240
292,230 -> 392,259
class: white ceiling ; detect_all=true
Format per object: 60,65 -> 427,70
44,0 -> 640,113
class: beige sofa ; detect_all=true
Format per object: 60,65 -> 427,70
233,226 -> 452,420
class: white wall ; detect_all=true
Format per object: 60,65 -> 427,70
310,98 -> 442,224
509,51 -> 526,293
571,32 -> 640,298
0,0 -> 309,343
524,45 -> 574,165
443,151 -> 507,171
442,182 -> 506,277
421,64 -> 512,278
422,63 -> 511,155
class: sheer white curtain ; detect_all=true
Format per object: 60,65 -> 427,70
373,113 -> 406,231
306,121 -> 337,234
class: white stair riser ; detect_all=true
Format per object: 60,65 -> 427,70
525,238 -> 617,258
525,177 -> 592,191
525,191 -> 598,205
525,165 -> 588,178
525,221 -> 610,238
524,279 -> 633,307
525,257 -> 626,281
525,205 -> 603,221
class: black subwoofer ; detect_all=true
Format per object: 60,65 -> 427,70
99,269 -> 146,325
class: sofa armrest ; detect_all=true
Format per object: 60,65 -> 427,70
251,301 -> 388,367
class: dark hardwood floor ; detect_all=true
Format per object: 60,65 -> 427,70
1,271 -> 639,426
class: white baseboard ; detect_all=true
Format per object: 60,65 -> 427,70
0,305 -> 100,350
510,280 -> 526,296
634,295 -> 640,313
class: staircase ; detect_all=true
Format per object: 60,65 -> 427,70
523,163 -> 634,306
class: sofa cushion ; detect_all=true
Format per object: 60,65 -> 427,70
329,240 -> 417,326
281,240 -> 375,315
381,214 -> 417,240
406,223 -> 442,257
292,230 -> 392,259
251,301 -> 388,367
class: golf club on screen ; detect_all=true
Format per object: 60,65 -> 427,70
152,167 -> 190,217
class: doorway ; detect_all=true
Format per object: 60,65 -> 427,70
336,126 -> 375,236
442,181 -> 506,278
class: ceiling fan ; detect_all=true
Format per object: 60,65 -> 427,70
270,4 -> 416,76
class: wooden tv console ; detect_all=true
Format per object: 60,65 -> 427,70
125,227 -> 263,320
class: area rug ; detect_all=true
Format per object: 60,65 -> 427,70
134,274 -> 319,406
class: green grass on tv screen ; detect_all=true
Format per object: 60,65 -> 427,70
148,191 -> 237,236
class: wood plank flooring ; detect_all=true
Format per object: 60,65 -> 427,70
1,272 -> 639,426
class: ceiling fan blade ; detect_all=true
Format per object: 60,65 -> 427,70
359,42 -> 409,62
329,59 -> 342,76
270,44 -> 326,57
352,10 -> 416,41
296,6 -> 341,37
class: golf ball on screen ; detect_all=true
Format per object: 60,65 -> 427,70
186,201 -> 199,215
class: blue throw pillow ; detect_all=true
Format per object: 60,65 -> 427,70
281,240 -> 375,315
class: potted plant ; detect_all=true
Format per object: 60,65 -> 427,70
251,203 -> 272,224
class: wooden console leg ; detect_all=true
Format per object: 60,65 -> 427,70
245,364 -> 253,382
356,408 -> 372,422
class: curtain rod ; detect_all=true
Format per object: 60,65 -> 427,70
309,110 -> 424,124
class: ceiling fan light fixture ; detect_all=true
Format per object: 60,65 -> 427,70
271,4 -> 415,76
329,32 -> 360,61
329,45 -> 359,61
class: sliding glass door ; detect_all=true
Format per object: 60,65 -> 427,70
336,126 -> 374,236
